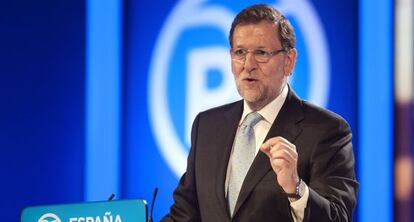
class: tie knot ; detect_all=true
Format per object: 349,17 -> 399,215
242,112 -> 263,128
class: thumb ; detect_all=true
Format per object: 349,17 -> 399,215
260,144 -> 271,158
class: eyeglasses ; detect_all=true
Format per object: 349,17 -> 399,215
231,48 -> 286,63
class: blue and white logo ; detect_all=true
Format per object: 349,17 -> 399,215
38,213 -> 61,222
148,0 -> 330,178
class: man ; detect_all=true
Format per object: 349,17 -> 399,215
162,4 -> 358,222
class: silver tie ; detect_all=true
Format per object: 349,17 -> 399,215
228,112 -> 263,216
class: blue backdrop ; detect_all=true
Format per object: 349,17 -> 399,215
0,1 -> 85,221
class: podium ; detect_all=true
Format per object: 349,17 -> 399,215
21,199 -> 147,222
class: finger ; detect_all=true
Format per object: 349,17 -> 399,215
261,136 -> 284,149
262,136 -> 295,151
270,148 -> 297,164
260,145 -> 271,158
261,142 -> 296,161
261,138 -> 283,156
268,143 -> 298,160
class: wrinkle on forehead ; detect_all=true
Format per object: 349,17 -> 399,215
232,21 -> 281,49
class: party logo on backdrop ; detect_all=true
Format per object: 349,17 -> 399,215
38,213 -> 61,222
148,0 -> 330,177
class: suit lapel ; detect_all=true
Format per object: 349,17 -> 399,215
233,89 -> 305,217
214,101 -> 243,220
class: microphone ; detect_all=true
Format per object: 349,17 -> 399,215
148,187 -> 158,222
107,193 -> 115,201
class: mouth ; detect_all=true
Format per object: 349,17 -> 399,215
243,77 -> 258,83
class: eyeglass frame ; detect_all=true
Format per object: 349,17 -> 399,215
230,48 -> 286,63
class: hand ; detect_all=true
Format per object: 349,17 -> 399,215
260,136 -> 299,193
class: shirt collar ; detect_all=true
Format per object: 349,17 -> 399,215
240,84 -> 289,125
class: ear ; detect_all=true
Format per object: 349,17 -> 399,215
284,48 -> 297,76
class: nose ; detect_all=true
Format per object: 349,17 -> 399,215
244,52 -> 258,73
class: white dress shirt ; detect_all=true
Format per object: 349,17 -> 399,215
225,85 -> 309,222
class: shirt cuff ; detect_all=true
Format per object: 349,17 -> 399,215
289,183 -> 309,222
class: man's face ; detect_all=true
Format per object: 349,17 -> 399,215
231,20 -> 297,110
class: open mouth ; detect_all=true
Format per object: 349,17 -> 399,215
244,77 -> 257,82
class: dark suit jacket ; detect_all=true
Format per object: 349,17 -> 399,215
162,89 -> 359,222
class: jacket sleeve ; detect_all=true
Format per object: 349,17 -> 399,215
161,114 -> 201,222
303,118 -> 359,222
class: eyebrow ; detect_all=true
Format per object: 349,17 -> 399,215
233,46 -> 271,49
